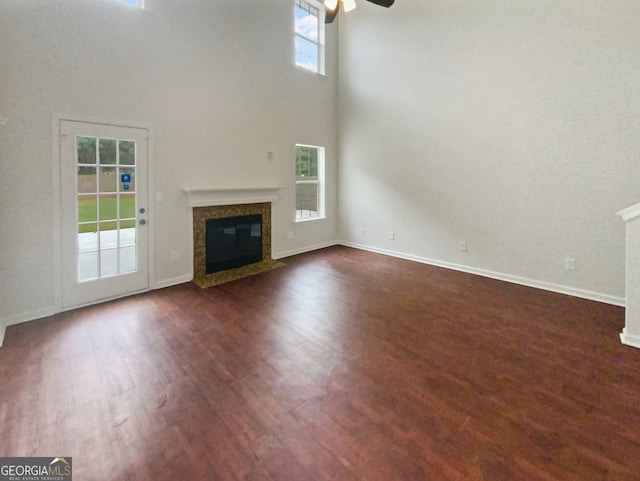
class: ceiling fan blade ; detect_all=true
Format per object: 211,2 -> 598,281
365,0 -> 395,7
325,7 -> 338,23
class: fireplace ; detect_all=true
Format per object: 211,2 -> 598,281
205,214 -> 263,274
191,201 -> 282,287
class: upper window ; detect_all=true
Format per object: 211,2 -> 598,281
294,0 -> 325,74
118,0 -> 143,7
296,144 -> 325,221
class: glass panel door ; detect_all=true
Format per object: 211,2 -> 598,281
60,120 -> 149,309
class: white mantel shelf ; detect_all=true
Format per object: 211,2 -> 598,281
184,186 -> 283,207
618,203 -> 640,222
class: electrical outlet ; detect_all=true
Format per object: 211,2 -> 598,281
389,231 -> 395,240
565,257 -> 576,270
459,241 -> 467,252
361,228 -> 366,236
170,250 -> 179,262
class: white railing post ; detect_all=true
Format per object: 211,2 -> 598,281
618,203 -> 640,349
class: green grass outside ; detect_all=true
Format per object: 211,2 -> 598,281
78,197 -> 136,233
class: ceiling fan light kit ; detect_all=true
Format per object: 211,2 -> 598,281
324,0 -> 339,10
324,0 -> 395,24
342,0 -> 357,12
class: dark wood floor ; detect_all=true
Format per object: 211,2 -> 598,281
1,246 -> 639,480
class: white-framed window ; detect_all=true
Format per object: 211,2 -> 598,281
118,0 -> 144,7
295,144 -> 325,221
294,0 -> 325,74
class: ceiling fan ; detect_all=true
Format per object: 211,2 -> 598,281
324,0 -> 395,24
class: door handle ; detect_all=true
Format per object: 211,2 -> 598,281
139,219 -> 146,225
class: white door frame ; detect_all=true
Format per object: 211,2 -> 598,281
52,114 -> 154,312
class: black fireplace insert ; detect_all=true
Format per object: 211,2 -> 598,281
205,214 -> 262,274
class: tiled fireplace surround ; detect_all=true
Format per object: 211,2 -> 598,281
185,187 -> 283,288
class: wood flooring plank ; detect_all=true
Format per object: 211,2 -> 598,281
0,246 -> 637,480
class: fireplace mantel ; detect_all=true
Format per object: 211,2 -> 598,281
184,186 -> 282,207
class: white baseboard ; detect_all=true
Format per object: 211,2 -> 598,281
273,240 -> 340,260
3,306 -> 57,327
0,276 -> 192,348
0,306 -> 57,347
0,241 -> 625,348
340,241 -> 625,307
620,329 -> 640,349
154,274 -> 193,290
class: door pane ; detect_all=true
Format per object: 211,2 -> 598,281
119,140 -> 135,165
99,167 -> 117,192
119,167 -> 135,192
119,246 -> 136,273
100,227 -> 118,249
78,251 -> 99,281
78,194 -> 97,224
99,195 -> 118,221
99,138 -> 117,164
78,166 -> 97,193
120,193 -> 135,219
100,249 -> 118,277
120,227 -> 136,247
78,225 -> 98,252
77,137 -> 97,164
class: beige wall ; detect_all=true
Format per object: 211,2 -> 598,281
338,0 -> 640,301
0,0 -> 339,325
2,0 -> 638,331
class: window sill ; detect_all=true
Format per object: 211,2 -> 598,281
295,216 -> 327,224
294,65 -> 327,78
